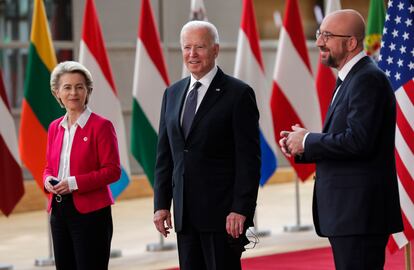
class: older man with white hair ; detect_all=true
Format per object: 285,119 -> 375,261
153,20 -> 261,270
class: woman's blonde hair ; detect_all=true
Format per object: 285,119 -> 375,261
50,61 -> 93,108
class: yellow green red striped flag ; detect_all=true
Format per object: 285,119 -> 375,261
18,0 -> 64,191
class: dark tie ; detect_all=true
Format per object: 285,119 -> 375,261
331,77 -> 343,105
182,81 -> 202,138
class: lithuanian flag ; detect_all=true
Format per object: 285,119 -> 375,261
19,0 -> 64,190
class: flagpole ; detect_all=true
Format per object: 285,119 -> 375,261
158,0 -> 164,44
248,213 -> 271,238
405,243 -> 412,270
146,234 -> 176,252
283,175 -> 312,232
248,189 -> 271,237
110,249 -> 122,258
0,264 -> 12,270
35,201 -> 54,266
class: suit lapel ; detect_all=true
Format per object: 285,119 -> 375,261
186,68 -> 226,139
175,77 -> 191,140
54,125 -> 65,173
323,81 -> 347,131
322,56 -> 371,131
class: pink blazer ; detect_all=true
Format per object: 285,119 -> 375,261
43,113 -> 121,214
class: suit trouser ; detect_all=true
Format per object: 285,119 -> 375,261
177,224 -> 248,270
328,234 -> 389,270
50,195 -> 113,270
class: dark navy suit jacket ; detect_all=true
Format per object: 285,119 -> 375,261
154,67 -> 261,232
298,56 -> 403,237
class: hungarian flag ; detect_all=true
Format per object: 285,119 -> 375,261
270,0 -> 321,181
0,70 -> 24,216
19,0 -> 64,191
315,0 -> 341,124
79,0 -> 130,198
234,0 -> 277,186
182,0 -> 208,78
131,0 -> 170,187
377,0 -> 414,253
364,0 -> 386,61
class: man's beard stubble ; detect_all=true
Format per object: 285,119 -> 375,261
320,47 -> 338,69
326,54 -> 338,68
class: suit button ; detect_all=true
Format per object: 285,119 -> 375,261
184,149 -> 188,153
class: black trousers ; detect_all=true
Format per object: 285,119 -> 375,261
328,234 -> 389,270
177,223 -> 248,270
50,195 -> 113,270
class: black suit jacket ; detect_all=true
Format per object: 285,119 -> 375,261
154,67 -> 261,232
298,56 -> 403,237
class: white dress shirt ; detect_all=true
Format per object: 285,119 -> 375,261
331,51 -> 366,104
53,107 -> 92,191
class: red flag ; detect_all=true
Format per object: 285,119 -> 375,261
234,0 -> 277,186
270,0 -> 321,181
0,71 -> 24,216
315,0 -> 341,123
79,0 -> 130,198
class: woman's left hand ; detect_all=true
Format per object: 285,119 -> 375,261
54,179 -> 71,195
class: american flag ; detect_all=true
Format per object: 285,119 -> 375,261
378,0 -> 414,253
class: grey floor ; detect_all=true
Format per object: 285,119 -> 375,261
0,180 -> 329,270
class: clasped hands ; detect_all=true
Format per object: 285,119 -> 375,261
44,177 -> 71,195
279,124 -> 308,157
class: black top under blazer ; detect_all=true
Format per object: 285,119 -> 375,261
298,56 -> 403,237
154,67 -> 261,232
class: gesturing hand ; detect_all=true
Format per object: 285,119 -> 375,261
279,130 -> 291,157
286,125 -> 308,156
279,124 -> 308,157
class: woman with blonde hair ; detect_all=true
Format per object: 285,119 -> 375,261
44,61 -> 120,270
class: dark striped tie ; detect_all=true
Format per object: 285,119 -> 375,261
331,77 -> 343,105
182,81 -> 202,138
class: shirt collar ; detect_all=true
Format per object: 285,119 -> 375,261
190,65 -> 218,89
59,107 -> 92,129
338,51 -> 366,81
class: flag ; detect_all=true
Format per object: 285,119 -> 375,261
270,0 -> 321,181
325,0 -> 341,13
0,70 -> 24,216
364,0 -> 386,60
131,0 -> 169,187
19,0 -> 64,191
182,0 -> 208,77
315,0 -> 341,124
189,0 -> 207,21
234,0 -> 277,186
378,0 -> 414,253
79,0 -> 130,199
